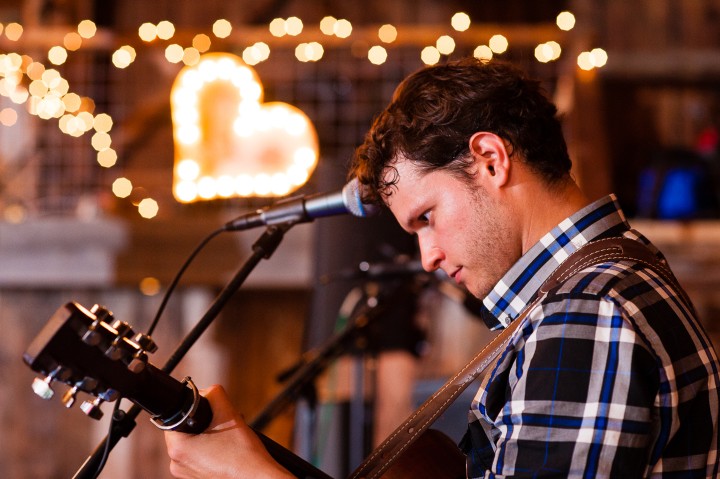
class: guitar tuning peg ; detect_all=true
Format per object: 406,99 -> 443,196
31,365 -> 68,400
62,385 -> 79,408
133,332 -> 157,354
90,304 -> 113,323
80,397 -> 105,420
31,376 -> 56,400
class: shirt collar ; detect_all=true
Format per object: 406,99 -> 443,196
480,194 -> 631,330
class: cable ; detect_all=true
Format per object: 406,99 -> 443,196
145,227 -> 225,336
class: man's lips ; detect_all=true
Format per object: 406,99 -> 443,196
450,267 -> 462,284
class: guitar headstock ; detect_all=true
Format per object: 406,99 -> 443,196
23,301 -> 158,419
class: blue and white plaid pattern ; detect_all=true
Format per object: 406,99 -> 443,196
464,195 -> 720,478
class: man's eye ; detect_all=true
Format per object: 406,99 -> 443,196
418,211 -> 430,223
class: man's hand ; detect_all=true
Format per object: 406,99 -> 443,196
164,384 -> 294,479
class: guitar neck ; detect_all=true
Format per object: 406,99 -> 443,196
256,430 -> 334,479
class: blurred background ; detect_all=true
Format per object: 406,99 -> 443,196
2,0 -> 720,477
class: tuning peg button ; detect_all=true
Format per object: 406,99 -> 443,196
32,376 -> 55,400
80,397 -> 105,420
62,386 -> 79,408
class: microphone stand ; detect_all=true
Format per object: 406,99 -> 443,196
250,298 -> 388,431
72,222 -> 294,479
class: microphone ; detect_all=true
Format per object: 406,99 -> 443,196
224,178 -> 379,231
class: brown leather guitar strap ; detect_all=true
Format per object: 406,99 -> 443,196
349,236 -> 681,479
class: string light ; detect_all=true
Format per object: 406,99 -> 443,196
556,11 -> 576,31
0,10 -> 600,219
451,12 -> 471,32
138,23 -> 157,42
378,24 -> 397,43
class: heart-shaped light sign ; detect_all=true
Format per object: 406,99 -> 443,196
170,53 -> 319,202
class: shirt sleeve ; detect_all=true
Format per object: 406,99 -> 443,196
478,293 -> 661,478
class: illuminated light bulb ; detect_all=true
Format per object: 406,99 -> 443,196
269,18 -> 286,37
112,48 -> 133,68
48,46 -> 68,65
436,35 -> 455,55
242,45 -> 262,65
26,62 -> 45,80
38,96 -> 65,119
577,51 -> 594,70
421,46 -> 441,65
216,175 -> 235,197
79,96 -> 96,113
235,175 -> 254,196
197,176 -> 217,199
77,20 -> 97,39
295,44 -> 309,62
378,24 -> 397,43
177,159 -> 201,180
91,131 -> 112,151
51,78 -> 70,96
182,48 -> 201,66
489,34 -> 508,54
534,43 -> 550,63
112,177 -> 133,198
177,124 -> 200,145
304,42 -> 322,61
139,277 -> 161,296
93,112 -> 113,132
451,12 -> 471,31
193,34 -> 211,52
4,23 -> 23,41
270,173 -> 291,196
334,19 -> 352,38
213,19 -> 232,38
175,180 -> 198,203
7,52 -> 23,70
0,107 -> 18,126
293,146 -> 317,169
288,165 -> 309,186
165,44 -> 184,63
29,79 -> 48,98
41,69 -> 62,88
138,198 -> 159,218
9,86 -> 28,104
63,32 -> 83,51
62,92 -> 82,112
368,45 -> 388,65
546,41 -> 562,60
77,111 -> 95,131
58,114 -> 73,133
473,45 -> 493,60
590,48 -> 608,67
138,22 -> 157,42
254,174 -> 272,196
556,11 -> 576,31
320,16 -> 337,35
156,20 -> 175,40
97,148 -> 117,167
285,16 -> 303,36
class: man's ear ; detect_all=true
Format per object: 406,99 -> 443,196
468,132 -> 511,188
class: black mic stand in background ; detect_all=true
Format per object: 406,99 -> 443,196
72,222 -> 318,479
250,290 -> 391,432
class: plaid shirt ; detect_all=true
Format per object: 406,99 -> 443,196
462,195 -> 720,478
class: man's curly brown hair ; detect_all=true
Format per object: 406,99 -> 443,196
350,58 -> 572,204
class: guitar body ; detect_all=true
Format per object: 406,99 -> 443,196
379,429 -> 466,479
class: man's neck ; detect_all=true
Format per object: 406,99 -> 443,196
517,178 -> 589,254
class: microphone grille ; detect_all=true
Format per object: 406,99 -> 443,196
342,178 -> 380,218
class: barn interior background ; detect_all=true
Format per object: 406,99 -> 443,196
1,0 -> 720,478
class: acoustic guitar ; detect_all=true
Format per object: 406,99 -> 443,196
23,301 -> 465,479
